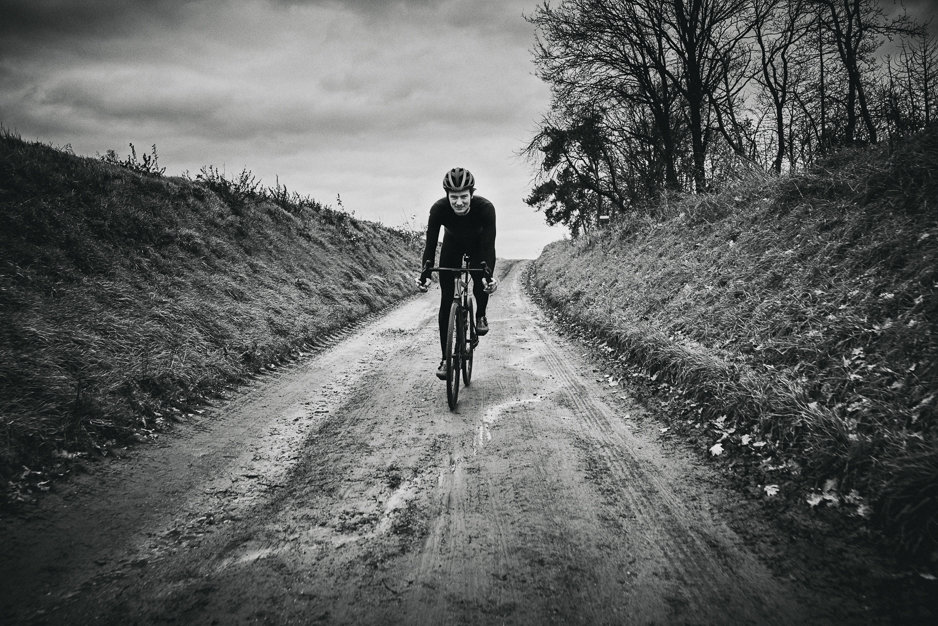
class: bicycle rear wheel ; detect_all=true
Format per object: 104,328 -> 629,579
462,297 -> 475,385
445,301 -> 460,410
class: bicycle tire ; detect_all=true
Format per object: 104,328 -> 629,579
445,300 -> 460,410
462,297 -> 475,385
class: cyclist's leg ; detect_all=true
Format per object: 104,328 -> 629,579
438,270 -> 455,357
469,255 -> 491,321
471,264 -> 490,336
473,279 -> 488,319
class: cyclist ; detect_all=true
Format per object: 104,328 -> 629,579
416,167 -> 498,380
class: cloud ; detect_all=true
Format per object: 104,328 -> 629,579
12,1 -> 538,138
269,0 -> 436,12
267,0 -> 530,27
0,0 -> 191,52
0,0 -> 562,257
879,0 -> 938,35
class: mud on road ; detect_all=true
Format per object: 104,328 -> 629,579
2,260 -> 870,624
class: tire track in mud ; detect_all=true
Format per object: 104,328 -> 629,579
462,262 -> 809,624
528,316 -> 806,623
401,266 -> 581,623
407,385 -> 529,622
400,266 -> 631,624
475,356 -> 609,623
501,403 -> 604,624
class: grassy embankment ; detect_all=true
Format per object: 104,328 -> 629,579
529,126 -> 937,559
0,132 -> 421,499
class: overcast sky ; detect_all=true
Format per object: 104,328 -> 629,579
0,0 -> 567,259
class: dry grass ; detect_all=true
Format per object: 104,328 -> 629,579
529,124 -> 938,559
0,132 -> 421,496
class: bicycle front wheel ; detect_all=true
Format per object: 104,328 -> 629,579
445,301 -> 460,410
462,297 -> 475,386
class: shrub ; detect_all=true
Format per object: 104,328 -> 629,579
99,143 -> 166,177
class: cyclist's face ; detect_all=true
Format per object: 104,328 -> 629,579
448,190 -> 471,216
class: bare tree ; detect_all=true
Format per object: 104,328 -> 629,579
812,0 -> 917,143
526,0 -> 684,191
752,0 -> 814,172
901,28 -> 938,127
660,0 -> 754,190
527,0 -> 754,194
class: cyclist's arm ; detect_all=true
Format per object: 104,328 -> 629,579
420,206 -> 443,280
480,200 -> 496,277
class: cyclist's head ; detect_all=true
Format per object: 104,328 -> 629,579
443,167 -> 475,194
443,167 -> 474,216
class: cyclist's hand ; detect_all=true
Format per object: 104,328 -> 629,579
483,278 -> 498,294
415,277 -> 430,292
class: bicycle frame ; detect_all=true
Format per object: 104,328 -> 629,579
423,254 -> 488,409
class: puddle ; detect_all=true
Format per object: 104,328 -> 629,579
282,406 -> 307,422
215,545 -> 280,571
473,397 -> 542,453
301,525 -> 362,548
375,480 -> 418,534
230,547 -> 276,564
217,479 -> 424,564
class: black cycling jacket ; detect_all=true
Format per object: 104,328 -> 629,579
421,195 -> 496,279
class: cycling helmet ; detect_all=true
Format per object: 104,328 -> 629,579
442,167 -> 475,193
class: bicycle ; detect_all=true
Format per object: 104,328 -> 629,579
421,254 -> 489,410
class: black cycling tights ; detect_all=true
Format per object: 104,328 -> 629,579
437,270 -> 488,357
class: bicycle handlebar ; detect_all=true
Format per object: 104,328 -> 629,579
422,259 -> 490,276
424,266 -> 489,273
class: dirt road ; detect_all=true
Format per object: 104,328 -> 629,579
2,260 -> 837,624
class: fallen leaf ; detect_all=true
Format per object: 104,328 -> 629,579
807,481 -> 841,508
741,434 -> 751,445
915,394 -> 935,410
844,489 -> 863,505
764,484 -> 779,497
709,443 -> 724,456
